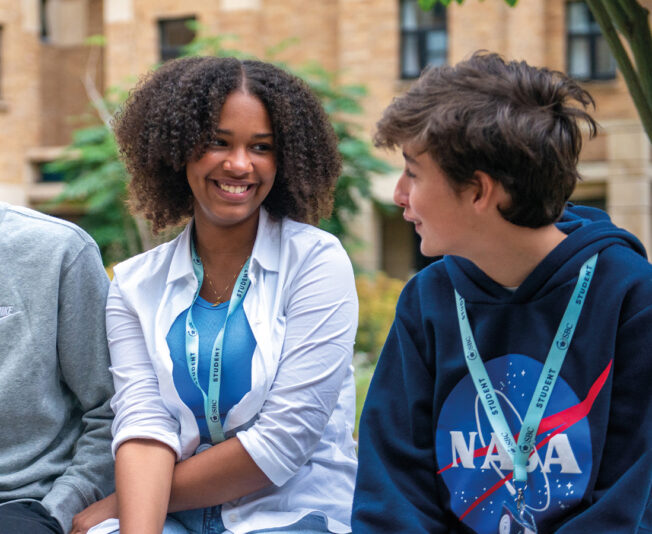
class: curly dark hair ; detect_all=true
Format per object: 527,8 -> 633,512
375,51 -> 598,228
113,56 -> 341,232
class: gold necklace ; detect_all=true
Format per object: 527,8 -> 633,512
204,255 -> 250,306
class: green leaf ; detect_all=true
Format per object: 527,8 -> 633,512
84,34 -> 106,47
418,0 -> 438,9
264,37 -> 301,59
72,127 -> 109,147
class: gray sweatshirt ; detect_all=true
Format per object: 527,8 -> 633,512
0,202 -> 114,532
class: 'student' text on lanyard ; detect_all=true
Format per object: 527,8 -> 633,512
454,254 -> 598,485
186,237 -> 251,444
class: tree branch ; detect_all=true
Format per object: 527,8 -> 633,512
616,0 -> 641,20
134,215 -> 155,251
601,0 -> 652,134
586,0 -> 652,141
619,0 -> 652,113
83,44 -> 113,130
604,0 -> 632,38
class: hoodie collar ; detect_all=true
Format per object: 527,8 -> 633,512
445,204 -> 646,304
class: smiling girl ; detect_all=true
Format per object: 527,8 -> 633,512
77,57 -> 358,534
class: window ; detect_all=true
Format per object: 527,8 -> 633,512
566,1 -> 616,80
0,25 -> 3,100
38,162 -> 65,183
40,0 -> 49,42
570,181 -> 607,212
158,17 -> 196,62
400,0 -> 447,79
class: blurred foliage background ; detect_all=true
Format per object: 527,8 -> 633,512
354,272 -> 405,433
45,28 -> 392,265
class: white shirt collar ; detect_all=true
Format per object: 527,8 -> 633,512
166,207 -> 281,286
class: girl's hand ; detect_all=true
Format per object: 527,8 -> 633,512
69,493 -> 118,534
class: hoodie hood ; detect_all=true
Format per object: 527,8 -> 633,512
444,204 -> 647,304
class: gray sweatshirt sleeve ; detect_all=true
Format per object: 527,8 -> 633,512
40,243 -> 115,533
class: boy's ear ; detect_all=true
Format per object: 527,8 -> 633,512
470,170 -> 512,216
469,170 -> 496,212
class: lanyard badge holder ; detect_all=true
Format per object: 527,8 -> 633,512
499,499 -> 537,534
498,488 -> 537,534
187,237 -> 251,444
455,254 -> 598,534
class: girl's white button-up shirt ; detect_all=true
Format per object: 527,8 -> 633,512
106,209 -> 358,534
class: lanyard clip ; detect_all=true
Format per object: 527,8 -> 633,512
514,481 -> 527,513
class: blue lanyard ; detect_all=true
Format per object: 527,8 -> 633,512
454,254 -> 597,486
186,238 -> 251,444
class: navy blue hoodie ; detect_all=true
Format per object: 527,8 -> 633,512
353,205 -> 652,533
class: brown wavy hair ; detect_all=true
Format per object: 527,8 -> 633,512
375,51 -> 598,228
113,56 -> 341,232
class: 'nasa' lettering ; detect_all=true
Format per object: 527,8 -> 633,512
450,431 -> 582,473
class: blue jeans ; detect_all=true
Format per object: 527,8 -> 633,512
162,507 -> 333,534
0,501 -> 63,534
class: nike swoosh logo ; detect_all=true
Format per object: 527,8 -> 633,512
0,307 -> 19,320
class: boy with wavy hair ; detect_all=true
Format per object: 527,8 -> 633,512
352,52 -> 652,533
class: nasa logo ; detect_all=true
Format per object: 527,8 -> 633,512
435,354 -> 597,534
189,328 -> 197,337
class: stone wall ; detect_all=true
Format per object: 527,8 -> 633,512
0,0 -> 41,204
0,0 -> 649,268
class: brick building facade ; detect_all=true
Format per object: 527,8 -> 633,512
0,0 -> 649,276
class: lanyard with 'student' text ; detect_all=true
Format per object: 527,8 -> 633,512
454,254 -> 598,497
186,237 -> 251,444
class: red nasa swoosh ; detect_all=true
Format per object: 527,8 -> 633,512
435,360 -> 613,521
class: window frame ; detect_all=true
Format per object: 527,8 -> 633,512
0,25 -> 3,100
158,16 -> 197,63
40,0 -> 49,42
399,0 -> 447,80
566,1 -> 616,81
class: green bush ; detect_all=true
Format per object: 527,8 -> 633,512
355,272 -> 405,362
353,272 -> 405,436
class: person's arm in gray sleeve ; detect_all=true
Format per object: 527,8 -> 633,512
41,242 -> 115,534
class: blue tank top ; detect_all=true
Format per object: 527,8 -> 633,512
167,294 -> 256,443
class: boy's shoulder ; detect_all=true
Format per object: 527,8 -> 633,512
397,259 -> 451,312
0,202 -> 97,250
596,242 -> 652,321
